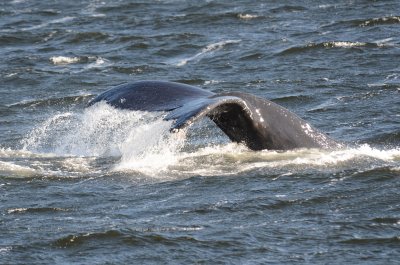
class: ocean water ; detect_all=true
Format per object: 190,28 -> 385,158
1,0 -> 400,264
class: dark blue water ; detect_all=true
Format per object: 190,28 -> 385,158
1,1 -> 399,264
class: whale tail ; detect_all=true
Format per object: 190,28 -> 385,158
88,81 -> 341,150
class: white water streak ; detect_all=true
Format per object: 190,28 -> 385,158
174,40 -> 240,66
22,16 -> 75,31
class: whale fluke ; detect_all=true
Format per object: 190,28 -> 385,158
88,81 -> 341,151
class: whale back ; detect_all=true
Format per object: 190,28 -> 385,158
88,81 -> 340,150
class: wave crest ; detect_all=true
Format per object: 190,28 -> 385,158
279,41 -> 383,55
171,40 -> 240,66
360,16 -> 400,27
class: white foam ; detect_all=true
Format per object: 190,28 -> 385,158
50,56 -> 111,69
319,4 -> 333,9
50,56 -> 80,65
62,157 -> 95,173
5,73 -> 18,78
0,146 -> 101,178
0,161 -> 36,177
204,80 -> 221,85
324,41 -> 366,48
161,144 -> 400,177
238,14 -> 258,20
0,247 -> 12,255
360,16 -> 400,27
7,208 -> 28,214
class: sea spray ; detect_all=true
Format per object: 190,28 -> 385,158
21,102 -> 180,158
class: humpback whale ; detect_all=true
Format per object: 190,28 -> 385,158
88,81 -> 341,151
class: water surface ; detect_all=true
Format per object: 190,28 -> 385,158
1,0 -> 399,264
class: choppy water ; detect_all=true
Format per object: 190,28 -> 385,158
1,0 -> 399,264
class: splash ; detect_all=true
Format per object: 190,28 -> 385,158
115,125 -> 186,176
22,102 -> 178,157
15,103 -> 400,179
20,102 -> 185,176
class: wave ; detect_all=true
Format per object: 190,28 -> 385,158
237,14 -> 259,20
53,228 -> 226,249
359,16 -> 400,27
6,94 -> 92,108
341,236 -> 400,245
270,5 -> 307,13
163,144 -> 400,177
85,57 -> 112,69
307,98 -> 340,113
0,30 -> 59,46
0,147 -> 100,179
273,94 -> 313,105
112,143 -> 400,178
362,131 -> 400,147
82,1 -> 107,18
166,5 -> 265,23
50,56 -> 80,65
170,40 -> 240,66
64,31 -> 110,44
322,16 -> 400,29
7,207 -> 69,214
50,55 -> 110,67
21,16 -> 75,31
0,161 -> 36,177
279,41 -> 384,55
